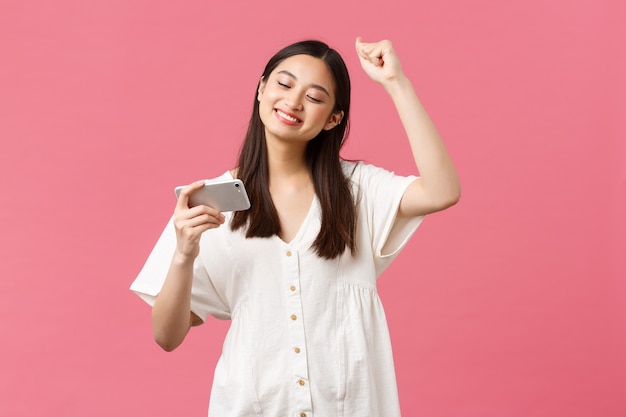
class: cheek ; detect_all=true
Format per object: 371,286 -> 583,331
258,89 -> 281,113
309,107 -> 334,125
258,92 -> 274,114
259,84 -> 279,100
258,104 -> 271,126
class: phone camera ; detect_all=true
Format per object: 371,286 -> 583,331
235,183 -> 240,188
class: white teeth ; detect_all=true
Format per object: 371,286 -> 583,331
277,110 -> 299,123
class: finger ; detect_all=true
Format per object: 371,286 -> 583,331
356,39 -> 385,67
187,204 -> 225,222
186,221 -> 222,239
355,36 -> 364,53
355,36 -> 372,61
174,207 -> 225,232
174,215 -> 223,247
176,180 -> 206,210
184,211 -> 225,228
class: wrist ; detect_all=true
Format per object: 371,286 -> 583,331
172,249 -> 197,266
382,74 -> 412,96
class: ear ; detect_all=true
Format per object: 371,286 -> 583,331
257,76 -> 266,102
323,111 -> 344,131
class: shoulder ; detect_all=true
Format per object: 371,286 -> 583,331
196,170 -> 235,183
341,159 -> 398,184
340,159 -> 360,174
221,170 -> 235,180
340,159 -> 376,180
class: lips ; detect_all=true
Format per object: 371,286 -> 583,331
275,109 -> 302,124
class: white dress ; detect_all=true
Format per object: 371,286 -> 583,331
131,161 -> 424,417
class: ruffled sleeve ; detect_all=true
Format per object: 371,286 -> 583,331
129,216 -> 231,322
349,162 -> 425,276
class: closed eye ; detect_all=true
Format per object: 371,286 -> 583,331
277,81 -> 290,88
307,95 -> 323,103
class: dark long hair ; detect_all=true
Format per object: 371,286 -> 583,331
231,40 -> 355,259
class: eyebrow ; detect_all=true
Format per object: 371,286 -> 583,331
276,70 -> 331,97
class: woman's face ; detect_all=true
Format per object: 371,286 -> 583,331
257,54 -> 343,145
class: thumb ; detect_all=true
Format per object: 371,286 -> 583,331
176,180 -> 205,209
355,36 -> 367,58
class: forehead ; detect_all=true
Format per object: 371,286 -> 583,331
271,54 -> 335,87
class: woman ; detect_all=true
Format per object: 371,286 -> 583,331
131,37 -> 460,417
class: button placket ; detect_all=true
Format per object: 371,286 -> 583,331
282,248 -> 313,416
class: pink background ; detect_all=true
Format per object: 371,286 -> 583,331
1,1 -> 625,416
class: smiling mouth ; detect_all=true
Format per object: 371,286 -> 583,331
275,109 -> 302,124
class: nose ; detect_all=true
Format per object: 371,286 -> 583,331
284,89 -> 304,111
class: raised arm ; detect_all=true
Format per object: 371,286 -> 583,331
355,37 -> 461,217
151,181 -> 225,351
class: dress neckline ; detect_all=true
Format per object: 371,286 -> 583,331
224,170 -> 320,249
274,194 -> 319,248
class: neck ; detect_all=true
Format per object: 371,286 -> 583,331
265,135 -> 310,183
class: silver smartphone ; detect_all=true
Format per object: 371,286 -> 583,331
175,179 -> 251,212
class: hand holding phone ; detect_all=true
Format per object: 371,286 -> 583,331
175,179 -> 251,212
